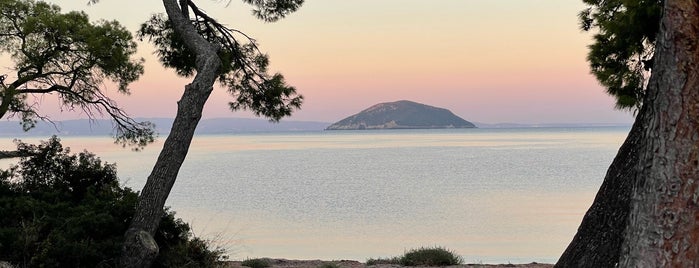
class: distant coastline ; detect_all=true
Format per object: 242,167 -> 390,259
0,118 -> 632,137
0,118 -> 330,137
472,122 -> 633,129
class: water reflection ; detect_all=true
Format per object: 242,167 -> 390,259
0,127 -> 628,263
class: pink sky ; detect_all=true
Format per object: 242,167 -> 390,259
8,1 -> 634,124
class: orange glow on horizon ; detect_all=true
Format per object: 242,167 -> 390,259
2,0 -> 634,125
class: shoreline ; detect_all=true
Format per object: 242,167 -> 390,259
223,259 -> 554,268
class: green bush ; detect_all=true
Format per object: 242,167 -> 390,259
0,137 -> 225,267
366,257 -> 400,266
317,262 -> 341,268
366,246 -> 462,267
241,258 -> 271,268
153,208 -> 227,268
399,246 -> 463,266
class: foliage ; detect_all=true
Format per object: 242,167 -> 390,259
241,258 -> 271,268
153,208 -> 228,268
580,0 -> 663,110
366,246 -> 462,267
0,137 -> 133,267
399,246 -> 463,266
137,0 -> 303,122
317,262 -> 341,268
242,0 -> 304,22
365,257 -> 400,266
0,137 -> 226,267
0,0 -> 153,148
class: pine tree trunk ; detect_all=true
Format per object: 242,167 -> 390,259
618,1 -> 699,266
555,120 -> 641,267
119,0 -> 221,267
558,1 -> 699,267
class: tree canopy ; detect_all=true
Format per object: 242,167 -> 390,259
0,0 -> 153,148
241,0 -> 304,22
137,0 -> 303,121
580,0 -> 663,110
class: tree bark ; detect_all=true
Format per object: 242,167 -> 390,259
558,1 -> 699,267
119,0 -> 221,267
618,1 -> 699,266
0,86 -> 16,119
555,120 -> 641,267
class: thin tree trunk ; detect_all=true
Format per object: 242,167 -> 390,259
119,0 -> 221,267
0,87 -> 15,119
619,1 -> 699,266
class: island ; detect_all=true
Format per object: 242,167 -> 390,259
326,100 -> 476,130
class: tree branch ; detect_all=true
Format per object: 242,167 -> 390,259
0,150 -> 31,160
162,0 -> 218,58
16,87 -> 58,94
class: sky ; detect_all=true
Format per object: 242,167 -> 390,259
7,0 -> 635,124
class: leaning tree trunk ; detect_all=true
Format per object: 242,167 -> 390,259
119,0 -> 221,267
557,1 -> 699,267
618,0 -> 699,266
555,119 -> 642,267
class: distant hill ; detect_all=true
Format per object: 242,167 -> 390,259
326,100 -> 475,130
0,118 -> 330,137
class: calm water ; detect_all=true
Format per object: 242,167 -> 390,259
1,127 -> 629,263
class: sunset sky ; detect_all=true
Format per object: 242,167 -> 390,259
13,0 -> 635,124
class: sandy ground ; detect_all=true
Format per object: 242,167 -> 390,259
224,259 -> 553,268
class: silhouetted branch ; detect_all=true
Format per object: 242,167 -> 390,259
0,150 -> 31,159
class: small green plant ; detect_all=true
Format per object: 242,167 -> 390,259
367,246 -> 462,267
399,246 -> 463,266
317,262 -> 341,268
366,257 -> 400,266
241,258 -> 271,268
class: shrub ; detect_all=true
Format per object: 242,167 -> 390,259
241,258 -> 271,268
399,246 -> 463,266
0,137 -> 226,267
366,257 -> 400,266
317,262 -> 341,268
366,246 -> 462,267
153,208 -> 228,268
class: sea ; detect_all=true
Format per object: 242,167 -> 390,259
0,127 -> 630,264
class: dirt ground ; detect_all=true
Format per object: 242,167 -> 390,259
224,259 -> 553,268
